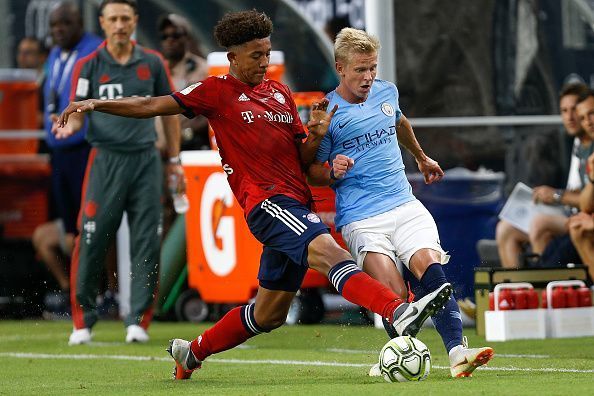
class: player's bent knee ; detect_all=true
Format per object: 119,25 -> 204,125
307,233 -> 352,274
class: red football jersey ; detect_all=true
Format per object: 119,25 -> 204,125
172,74 -> 312,215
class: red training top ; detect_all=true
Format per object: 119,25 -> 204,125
172,74 -> 312,216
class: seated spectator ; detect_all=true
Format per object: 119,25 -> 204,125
16,36 -> 48,78
496,82 -> 591,268
568,89 -> 594,282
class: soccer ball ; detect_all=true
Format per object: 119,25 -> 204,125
378,336 -> 431,382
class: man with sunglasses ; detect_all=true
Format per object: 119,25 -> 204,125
158,14 -> 207,92
157,14 -> 209,151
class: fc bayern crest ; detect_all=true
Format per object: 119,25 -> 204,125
273,92 -> 286,104
306,213 -> 321,223
136,64 -> 151,80
381,102 -> 395,116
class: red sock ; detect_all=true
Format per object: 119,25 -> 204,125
343,272 -> 404,319
328,261 -> 403,320
190,305 -> 257,362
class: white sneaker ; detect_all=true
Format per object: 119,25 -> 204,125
392,283 -> 452,337
449,336 -> 494,378
68,328 -> 92,345
167,338 -> 202,380
368,363 -> 381,377
125,325 -> 149,343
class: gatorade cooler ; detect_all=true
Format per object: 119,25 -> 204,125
206,51 -> 285,150
181,150 -> 333,304
0,69 -> 40,153
0,69 -> 49,239
544,280 -> 594,338
0,154 -> 50,238
484,282 -> 546,341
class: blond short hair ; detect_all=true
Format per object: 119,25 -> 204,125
334,28 -> 380,63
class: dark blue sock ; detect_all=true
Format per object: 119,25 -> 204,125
327,260 -> 360,294
417,263 -> 463,353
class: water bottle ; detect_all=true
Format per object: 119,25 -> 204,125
169,173 -> 189,214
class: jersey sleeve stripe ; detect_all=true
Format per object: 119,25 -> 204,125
170,93 -> 195,118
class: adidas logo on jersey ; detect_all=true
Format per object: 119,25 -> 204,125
238,93 -> 250,101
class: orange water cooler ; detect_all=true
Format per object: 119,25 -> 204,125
0,69 -> 50,239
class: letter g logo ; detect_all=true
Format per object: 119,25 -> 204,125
200,173 -> 236,276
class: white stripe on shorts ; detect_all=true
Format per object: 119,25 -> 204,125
261,200 -> 307,235
262,200 -> 307,233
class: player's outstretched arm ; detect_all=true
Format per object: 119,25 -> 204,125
396,114 -> 444,184
57,95 -> 183,128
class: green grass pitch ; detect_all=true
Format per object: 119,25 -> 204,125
1,320 -> 593,395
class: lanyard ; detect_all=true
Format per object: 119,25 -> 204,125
49,49 -> 78,95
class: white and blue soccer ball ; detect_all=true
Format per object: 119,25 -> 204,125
379,336 -> 431,382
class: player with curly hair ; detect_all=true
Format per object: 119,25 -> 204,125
55,9 -> 452,379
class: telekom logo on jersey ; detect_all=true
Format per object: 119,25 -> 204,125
97,83 -> 151,100
99,83 -> 123,100
200,173 -> 236,276
241,110 -> 294,124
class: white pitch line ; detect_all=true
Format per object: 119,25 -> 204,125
1,352 -> 593,374
326,349 -> 550,359
497,354 -> 550,359
326,348 -> 378,354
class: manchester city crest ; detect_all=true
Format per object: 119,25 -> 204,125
381,102 -> 395,116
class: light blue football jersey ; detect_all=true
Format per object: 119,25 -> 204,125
316,79 -> 415,230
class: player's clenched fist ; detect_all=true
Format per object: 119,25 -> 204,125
332,154 -> 354,180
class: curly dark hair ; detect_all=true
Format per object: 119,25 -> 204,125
214,9 -> 273,48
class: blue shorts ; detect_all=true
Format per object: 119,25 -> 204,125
247,195 -> 330,292
50,142 -> 91,234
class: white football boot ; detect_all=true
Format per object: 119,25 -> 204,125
167,338 -> 202,380
68,328 -> 92,345
125,325 -> 149,343
449,336 -> 494,378
392,283 -> 452,337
